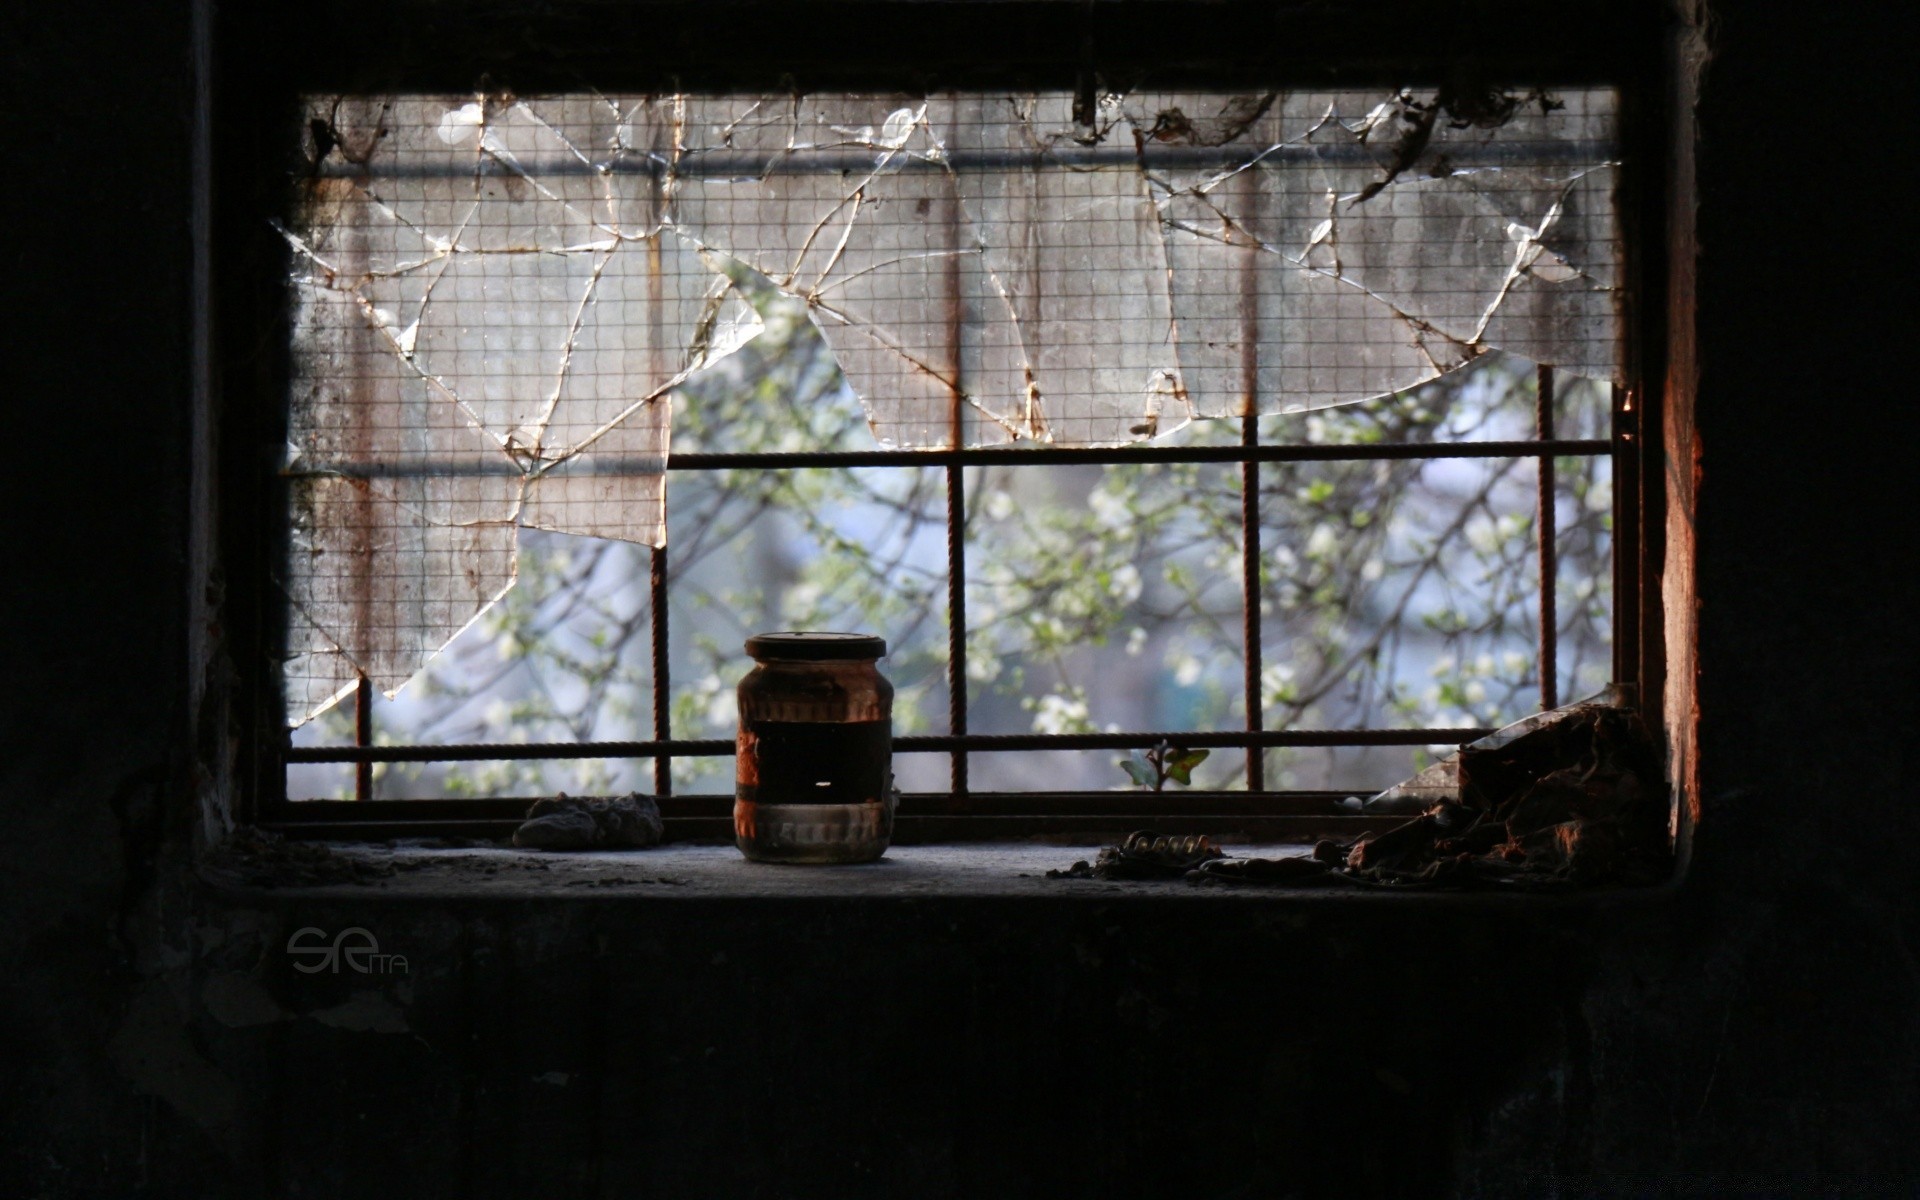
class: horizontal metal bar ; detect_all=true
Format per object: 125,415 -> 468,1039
286,439 -> 1612,481
261,791 -> 1405,845
259,818 -> 563,841
264,790 -> 1369,821
892,813 -> 1400,842
261,813 -> 1404,844
903,729 -> 1488,752
673,439 -> 1611,470
287,739 -> 734,764
285,727 -> 1488,764
284,456 -> 667,480
910,789 -> 1365,816
315,139 -> 1616,180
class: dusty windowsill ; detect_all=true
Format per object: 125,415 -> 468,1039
199,838 -> 1674,903
202,840 -> 1299,899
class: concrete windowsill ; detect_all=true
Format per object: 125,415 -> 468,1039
200,839 -> 1674,904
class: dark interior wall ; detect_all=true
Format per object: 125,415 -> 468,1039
0,0 -> 203,1187
2,2 -> 1915,1197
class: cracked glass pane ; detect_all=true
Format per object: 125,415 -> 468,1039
1120,88 -> 1619,414
284,87 -> 1617,723
283,96 -> 762,722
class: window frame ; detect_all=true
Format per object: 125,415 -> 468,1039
213,0 -> 1670,842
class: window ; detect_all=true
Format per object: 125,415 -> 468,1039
223,5 -> 1659,843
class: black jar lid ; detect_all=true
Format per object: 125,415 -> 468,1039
744,631 -> 887,661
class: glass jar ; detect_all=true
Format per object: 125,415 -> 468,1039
734,632 -> 894,864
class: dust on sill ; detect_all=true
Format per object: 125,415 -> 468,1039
200,838 -> 1326,899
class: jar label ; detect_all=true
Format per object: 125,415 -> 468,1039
737,720 -> 892,805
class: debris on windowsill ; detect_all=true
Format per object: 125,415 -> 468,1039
1046,832 -> 1226,880
201,826 -> 399,888
511,794 -> 666,851
1051,702 -> 1671,891
1341,758 -> 1458,815
1190,846 -> 1349,886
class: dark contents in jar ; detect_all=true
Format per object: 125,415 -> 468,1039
737,721 -> 891,806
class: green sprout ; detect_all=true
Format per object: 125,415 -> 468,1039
1119,740 -> 1210,792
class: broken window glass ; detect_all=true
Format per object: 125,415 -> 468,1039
282,88 -> 1619,724
282,96 -> 763,719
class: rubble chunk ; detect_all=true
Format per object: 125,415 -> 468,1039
512,794 -> 665,850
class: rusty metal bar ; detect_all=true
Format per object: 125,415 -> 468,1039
673,439 -> 1609,470
1611,382 -> 1642,700
297,439 -> 1612,480
650,543 -> 671,796
344,198 -> 375,804
353,675 -> 374,801
320,140 -> 1616,181
1241,416 -> 1264,791
1536,364 -> 1559,711
946,461 -> 969,797
1235,162 -> 1266,792
289,738 -> 732,765
287,726 -> 1492,763
944,194 -> 969,800
266,812 -> 1410,845
263,789 -> 1407,842
271,790 -> 1373,822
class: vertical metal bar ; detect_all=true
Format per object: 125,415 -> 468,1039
944,180 -> 969,799
1610,382 -> 1642,704
650,543 -> 671,796
1536,365 -> 1559,711
946,459 -> 969,798
1234,160 -> 1266,792
344,181 -> 375,806
354,675 -> 373,801
1241,417 -> 1265,791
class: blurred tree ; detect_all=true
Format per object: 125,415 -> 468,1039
297,275 -> 1611,799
